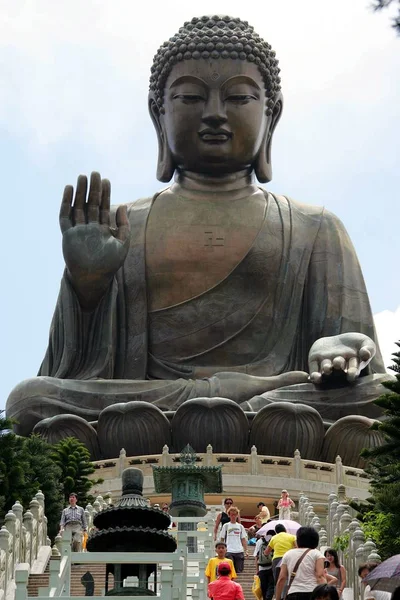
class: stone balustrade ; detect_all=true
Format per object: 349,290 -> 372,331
299,486 -> 382,600
0,492 -> 49,600
90,446 -> 370,503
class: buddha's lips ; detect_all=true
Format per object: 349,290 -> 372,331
198,129 -> 232,143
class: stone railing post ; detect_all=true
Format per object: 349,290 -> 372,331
12,502 -> 23,567
328,501 -> 338,544
298,495 -> 305,523
29,498 -> 40,559
340,510 -> 352,535
367,550 -> 381,563
307,510 -> 316,527
335,456 -> 343,485
85,503 -> 95,531
53,534 -> 63,556
337,484 -> 346,502
118,447 -> 127,475
35,491 -> 46,545
363,539 -> 376,560
319,528 -> 328,547
0,526 -> 10,599
14,565 -> 29,600
311,517 -> 321,532
250,446 -> 258,475
5,511 -> 17,574
161,445 -> 170,467
304,500 -> 313,525
352,528 -> 366,600
92,498 -> 101,514
22,511 -> 33,566
205,444 -> 213,467
293,449 -> 302,479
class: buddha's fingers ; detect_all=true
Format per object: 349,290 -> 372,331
346,356 -> 359,382
100,179 -> 111,226
73,175 -> 88,225
87,171 -> 101,223
309,359 -> 321,385
332,356 -> 346,371
115,205 -> 130,242
59,185 -> 73,233
310,372 -> 322,385
321,358 -> 333,375
359,345 -> 373,362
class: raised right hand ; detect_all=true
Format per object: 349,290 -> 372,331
60,172 -> 130,308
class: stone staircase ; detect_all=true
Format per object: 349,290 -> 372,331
27,562 -> 106,597
236,556 -> 256,599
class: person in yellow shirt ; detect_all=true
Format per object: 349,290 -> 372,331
264,524 -> 296,585
205,542 -> 238,583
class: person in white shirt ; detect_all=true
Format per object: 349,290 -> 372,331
220,506 -> 248,574
275,526 -> 327,600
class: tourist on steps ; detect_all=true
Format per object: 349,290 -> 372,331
208,562 -> 244,600
205,542 -> 237,583
275,526 -> 327,600
264,524 -> 296,585
324,549 -> 346,599
254,529 -> 275,600
59,493 -> 87,552
220,506 -> 248,574
214,498 -> 240,540
277,490 -> 295,520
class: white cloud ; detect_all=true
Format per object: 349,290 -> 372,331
374,307 -> 400,371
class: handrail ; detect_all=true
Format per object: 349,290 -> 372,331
0,493 -> 49,600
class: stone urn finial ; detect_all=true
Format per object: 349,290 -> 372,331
122,467 -> 144,497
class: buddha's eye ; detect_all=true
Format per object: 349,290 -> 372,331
226,94 -> 257,104
173,93 -> 205,103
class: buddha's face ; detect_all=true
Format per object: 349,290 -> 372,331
161,58 -> 269,175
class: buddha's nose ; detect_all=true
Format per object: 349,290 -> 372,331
201,93 -> 227,126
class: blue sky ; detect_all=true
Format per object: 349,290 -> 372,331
1,0 -> 400,411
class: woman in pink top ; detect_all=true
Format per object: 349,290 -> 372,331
277,490 -> 295,519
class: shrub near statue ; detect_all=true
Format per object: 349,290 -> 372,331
6,16 -> 391,465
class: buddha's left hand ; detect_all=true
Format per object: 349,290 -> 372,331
308,332 -> 376,384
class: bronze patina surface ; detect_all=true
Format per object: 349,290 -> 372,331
6,16 -> 390,466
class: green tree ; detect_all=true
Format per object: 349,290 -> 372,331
0,414 -> 64,538
371,0 -> 400,34
0,412 -> 28,522
353,342 -> 400,558
51,437 -> 103,505
21,435 -> 64,540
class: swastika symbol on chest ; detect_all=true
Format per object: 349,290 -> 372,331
204,230 -> 225,248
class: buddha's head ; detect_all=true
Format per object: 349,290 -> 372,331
148,16 -> 283,183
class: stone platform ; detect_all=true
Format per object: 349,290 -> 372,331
89,445 -> 370,517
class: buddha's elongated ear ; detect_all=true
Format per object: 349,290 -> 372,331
254,94 -> 283,183
148,94 -> 176,182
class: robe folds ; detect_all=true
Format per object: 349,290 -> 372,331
39,190 -> 384,383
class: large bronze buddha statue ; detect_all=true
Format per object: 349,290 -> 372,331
7,16 -> 389,467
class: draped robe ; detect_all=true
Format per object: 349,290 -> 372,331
7,190 -> 385,432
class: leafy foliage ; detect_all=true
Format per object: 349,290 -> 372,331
51,437 -> 103,505
354,343 -> 400,558
333,533 -> 350,554
0,414 -> 63,538
371,0 -> 400,34
0,419 -> 100,539
0,412 -> 29,520
21,435 -> 64,539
